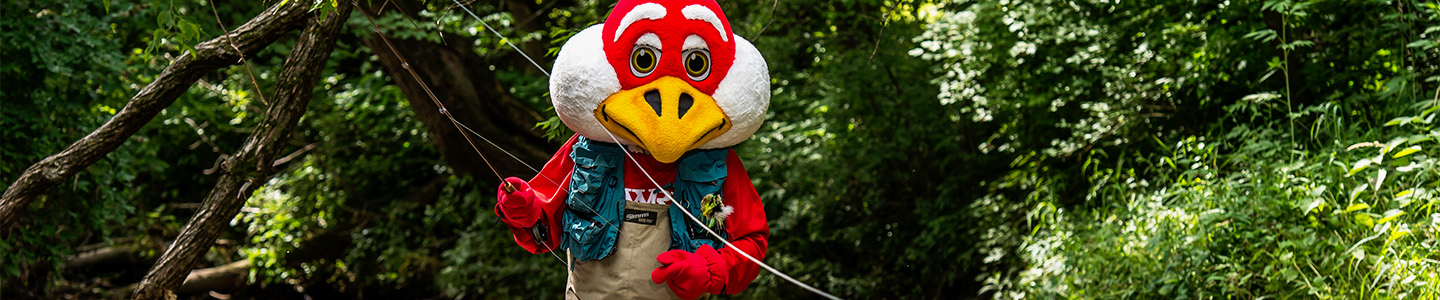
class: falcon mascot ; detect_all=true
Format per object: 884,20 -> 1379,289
493,0 -> 771,299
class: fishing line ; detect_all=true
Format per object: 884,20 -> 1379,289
449,0 -> 551,77
445,1 -> 844,299
452,120 -> 543,175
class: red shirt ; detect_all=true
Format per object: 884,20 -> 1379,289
501,134 -> 770,294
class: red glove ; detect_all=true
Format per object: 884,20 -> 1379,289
651,244 -> 729,299
495,177 -> 540,228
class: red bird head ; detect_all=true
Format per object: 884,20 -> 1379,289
550,0 -> 770,163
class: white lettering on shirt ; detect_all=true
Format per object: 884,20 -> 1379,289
625,188 -> 673,205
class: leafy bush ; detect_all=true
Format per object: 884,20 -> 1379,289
903,0 -> 1440,298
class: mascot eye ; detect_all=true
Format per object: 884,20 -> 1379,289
630,46 -> 659,77
683,49 -> 711,81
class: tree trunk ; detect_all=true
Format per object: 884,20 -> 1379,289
0,0 -> 312,235
131,5 -> 352,300
356,2 -> 556,180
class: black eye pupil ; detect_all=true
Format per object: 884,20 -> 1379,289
636,51 -> 653,69
687,55 -> 704,73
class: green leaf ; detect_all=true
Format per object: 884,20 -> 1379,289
1355,214 -> 1375,228
146,28 -> 167,53
1385,116 -> 1413,126
1374,169 -> 1387,190
1397,162 -> 1423,172
1377,209 -> 1405,224
1347,158 -> 1371,176
1388,225 -> 1411,242
1244,29 -> 1279,43
1302,198 -> 1325,215
1344,202 -> 1370,213
1392,145 -> 1422,158
158,10 -> 173,28
1349,184 -> 1368,201
1382,138 -> 1406,156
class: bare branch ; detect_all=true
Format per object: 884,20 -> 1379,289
271,142 -> 320,167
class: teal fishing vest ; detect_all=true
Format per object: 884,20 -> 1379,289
562,136 -> 730,261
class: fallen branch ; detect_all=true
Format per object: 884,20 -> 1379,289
107,260 -> 252,298
0,0 -> 313,234
64,244 -> 142,271
176,260 -> 252,295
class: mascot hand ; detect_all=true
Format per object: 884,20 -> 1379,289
495,177 -> 540,228
651,245 -> 729,299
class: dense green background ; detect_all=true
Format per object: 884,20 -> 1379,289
2,0 -> 1438,299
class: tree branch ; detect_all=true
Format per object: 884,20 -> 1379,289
0,0 -> 313,234
131,5 -> 353,300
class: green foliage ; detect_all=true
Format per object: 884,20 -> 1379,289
1008,103 -> 1439,299
6,0 -> 1439,299
0,0 -> 229,292
723,0 -> 988,297
900,0 -> 1440,298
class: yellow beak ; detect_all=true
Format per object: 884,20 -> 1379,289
594,76 -> 731,163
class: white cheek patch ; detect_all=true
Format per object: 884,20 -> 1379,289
681,4 -> 729,42
701,35 -> 769,149
615,3 -> 667,42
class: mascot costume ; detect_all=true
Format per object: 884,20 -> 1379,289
493,0 -> 771,299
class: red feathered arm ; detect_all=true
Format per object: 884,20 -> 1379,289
497,135 -> 577,254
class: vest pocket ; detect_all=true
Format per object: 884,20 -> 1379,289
563,138 -> 624,261
565,215 -> 618,261
567,156 -> 609,215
